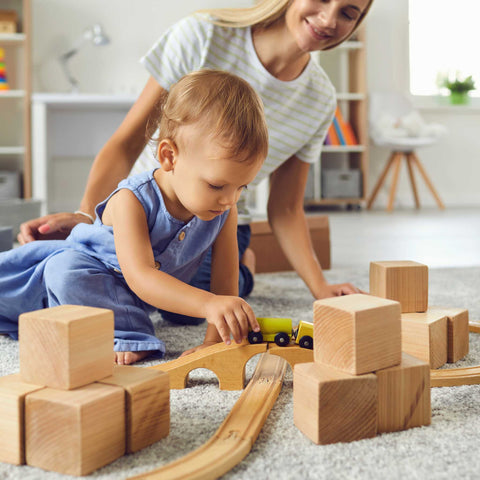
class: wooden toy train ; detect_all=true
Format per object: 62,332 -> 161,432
248,318 -> 314,349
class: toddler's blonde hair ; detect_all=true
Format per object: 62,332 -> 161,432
149,69 -> 268,163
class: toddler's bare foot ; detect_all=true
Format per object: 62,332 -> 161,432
115,351 -> 150,365
240,247 -> 256,275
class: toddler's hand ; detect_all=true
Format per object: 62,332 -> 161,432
204,296 -> 259,345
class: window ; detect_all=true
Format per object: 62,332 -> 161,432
409,0 -> 479,97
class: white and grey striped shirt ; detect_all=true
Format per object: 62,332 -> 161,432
136,14 -> 336,222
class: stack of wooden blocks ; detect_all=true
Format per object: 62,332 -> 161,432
0,305 -> 170,476
293,291 -> 431,445
370,261 -> 469,368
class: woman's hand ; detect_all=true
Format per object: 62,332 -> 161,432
316,282 -> 365,299
204,296 -> 260,345
17,212 -> 92,244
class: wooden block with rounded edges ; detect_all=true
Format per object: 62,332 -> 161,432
428,307 -> 469,363
0,374 -> 43,465
19,305 -> 114,389
293,362 -> 377,445
314,294 -> 401,375
98,365 -> 170,453
376,353 -> 431,433
370,261 -> 428,313
25,383 -> 125,476
401,311 -> 448,369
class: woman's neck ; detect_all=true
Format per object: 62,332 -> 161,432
252,19 -> 310,82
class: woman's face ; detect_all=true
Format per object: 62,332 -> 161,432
285,0 -> 370,52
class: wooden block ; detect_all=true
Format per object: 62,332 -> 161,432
293,362 -> 377,445
25,383 -> 125,476
250,215 -> 330,273
99,365 -> 170,453
428,307 -> 469,363
19,305 -> 114,389
376,353 -> 431,433
0,10 -> 17,34
370,261 -> 428,313
401,311 -> 448,368
0,374 -> 43,465
313,294 -> 401,375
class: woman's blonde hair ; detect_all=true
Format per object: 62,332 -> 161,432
148,69 -> 268,163
197,0 -> 374,48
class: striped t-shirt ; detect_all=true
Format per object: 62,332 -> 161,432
136,14 -> 336,221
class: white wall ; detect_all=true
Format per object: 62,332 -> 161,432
31,0 -> 480,207
32,0 -> 252,95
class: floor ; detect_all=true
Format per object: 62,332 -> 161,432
322,206 -> 480,269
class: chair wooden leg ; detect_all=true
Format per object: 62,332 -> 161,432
410,152 -> 445,210
387,153 -> 403,211
367,152 -> 397,210
406,153 -> 420,209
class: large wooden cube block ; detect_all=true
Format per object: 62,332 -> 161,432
25,383 -> 125,476
376,353 -> 431,433
370,261 -> 428,313
313,294 -> 401,375
428,307 -> 469,363
19,305 -> 114,389
401,311 -> 448,369
99,365 -> 170,453
0,374 -> 43,465
293,362 -> 377,445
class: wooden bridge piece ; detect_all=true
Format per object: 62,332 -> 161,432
267,343 -> 313,369
149,341 -> 267,390
130,353 -> 287,480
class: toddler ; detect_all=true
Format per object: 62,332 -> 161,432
0,69 -> 268,364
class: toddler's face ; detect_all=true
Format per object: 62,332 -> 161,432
164,123 -> 264,222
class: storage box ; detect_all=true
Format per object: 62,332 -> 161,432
0,11 -> 17,34
0,171 -> 20,199
0,226 -> 13,252
250,215 -> 330,273
321,169 -> 361,198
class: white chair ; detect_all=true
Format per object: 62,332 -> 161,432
367,92 -> 446,211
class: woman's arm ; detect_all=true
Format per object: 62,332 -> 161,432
268,155 -> 359,299
107,191 -> 258,344
17,77 -> 166,244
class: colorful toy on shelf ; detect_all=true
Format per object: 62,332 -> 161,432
247,318 -> 314,349
0,47 -> 9,90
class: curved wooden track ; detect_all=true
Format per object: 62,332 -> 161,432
130,353 -> 287,480
431,321 -> 480,387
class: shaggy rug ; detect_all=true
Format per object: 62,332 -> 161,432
0,266 -> 479,480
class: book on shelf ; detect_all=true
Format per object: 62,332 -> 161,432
324,106 -> 358,146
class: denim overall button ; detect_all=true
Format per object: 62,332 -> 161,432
178,231 -> 186,241
155,261 -> 161,269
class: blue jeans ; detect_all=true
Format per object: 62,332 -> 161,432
160,225 -> 253,325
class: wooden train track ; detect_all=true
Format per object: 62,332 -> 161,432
130,353 -> 287,480
431,321 -> 480,387
149,340 -> 312,390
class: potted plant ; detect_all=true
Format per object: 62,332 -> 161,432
438,72 -> 476,105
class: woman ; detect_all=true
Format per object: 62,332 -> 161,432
19,0 -> 373,315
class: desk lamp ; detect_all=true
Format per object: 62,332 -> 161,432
59,24 -> 110,93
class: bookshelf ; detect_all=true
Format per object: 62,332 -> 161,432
305,27 -> 368,208
0,0 -> 32,199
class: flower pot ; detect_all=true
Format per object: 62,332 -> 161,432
449,91 -> 469,105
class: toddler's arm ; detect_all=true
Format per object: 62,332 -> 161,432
106,189 -> 259,345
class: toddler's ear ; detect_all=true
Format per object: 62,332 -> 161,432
157,139 -> 177,171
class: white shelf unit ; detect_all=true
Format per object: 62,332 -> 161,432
0,0 -> 32,198
305,26 -> 369,207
